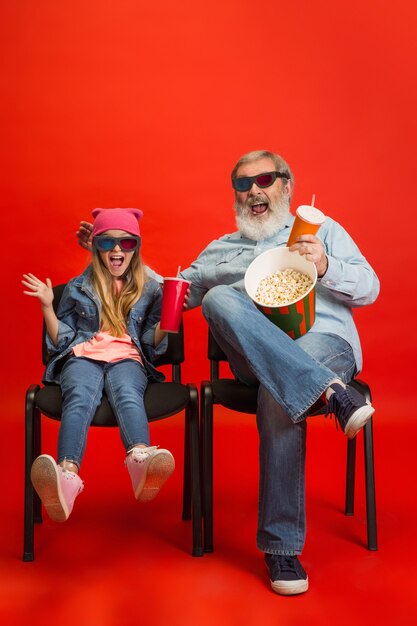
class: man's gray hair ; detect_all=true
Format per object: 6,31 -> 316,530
231,150 -> 295,195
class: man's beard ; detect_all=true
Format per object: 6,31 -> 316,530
235,192 -> 290,241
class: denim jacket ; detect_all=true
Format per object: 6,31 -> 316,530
43,265 -> 167,384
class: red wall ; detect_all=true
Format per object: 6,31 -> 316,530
2,0 -> 416,415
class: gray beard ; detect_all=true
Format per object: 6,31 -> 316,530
235,196 -> 290,241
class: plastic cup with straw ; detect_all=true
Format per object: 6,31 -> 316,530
160,266 -> 191,333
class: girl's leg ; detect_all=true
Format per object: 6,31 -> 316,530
104,359 -> 150,450
104,359 -> 174,501
31,356 -> 105,521
58,357 -> 106,468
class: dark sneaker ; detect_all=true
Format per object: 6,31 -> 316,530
325,382 -> 375,439
265,554 -> 308,595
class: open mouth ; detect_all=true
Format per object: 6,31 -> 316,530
109,254 -> 125,269
249,201 -> 269,216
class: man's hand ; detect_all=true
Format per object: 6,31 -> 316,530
22,273 -> 54,308
76,221 -> 93,252
289,235 -> 328,278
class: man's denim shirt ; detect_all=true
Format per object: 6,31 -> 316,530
180,215 -> 380,372
43,266 -> 167,384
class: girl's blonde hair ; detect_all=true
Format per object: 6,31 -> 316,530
92,249 -> 145,336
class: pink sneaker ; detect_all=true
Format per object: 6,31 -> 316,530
30,454 -> 84,522
125,446 -> 175,502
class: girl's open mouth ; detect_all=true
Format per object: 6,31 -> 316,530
110,254 -> 124,268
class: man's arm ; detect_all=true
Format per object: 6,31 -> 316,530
291,218 -> 380,307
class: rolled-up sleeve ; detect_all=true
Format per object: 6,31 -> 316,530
45,284 -> 78,355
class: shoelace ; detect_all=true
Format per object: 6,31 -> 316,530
126,445 -> 159,465
277,555 -> 298,575
61,469 -> 84,492
324,387 -> 360,430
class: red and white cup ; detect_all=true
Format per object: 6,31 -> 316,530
160,277 -> 191,333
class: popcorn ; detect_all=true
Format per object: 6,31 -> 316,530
255,268 -> 314,306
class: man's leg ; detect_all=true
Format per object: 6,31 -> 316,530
256,332 -> 357,594
257,386 -> 307,555
256,386 -> 309,594
202,285 -> 336,422
203,285 -> 372,438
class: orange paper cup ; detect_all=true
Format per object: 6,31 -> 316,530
287,205 -> 326,247
160,278 -> 191,333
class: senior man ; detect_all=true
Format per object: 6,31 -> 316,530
77,150 -> 379,595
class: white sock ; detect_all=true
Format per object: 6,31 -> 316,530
325,378 -> 346,401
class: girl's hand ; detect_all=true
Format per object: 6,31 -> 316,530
22,273 -> 54,308
183,287 -> 191,310
76,221 -> 93,252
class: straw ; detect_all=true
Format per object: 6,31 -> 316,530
311,194 -> 316,207
176,265 -> 181,277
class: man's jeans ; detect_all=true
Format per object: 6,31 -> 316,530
202,286 -> 357,555
58,356 -> 150,467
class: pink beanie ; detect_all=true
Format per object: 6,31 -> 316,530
91,208 -> 143,238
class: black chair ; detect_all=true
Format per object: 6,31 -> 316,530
201,329 -> 377,553
23,284 -> 203,560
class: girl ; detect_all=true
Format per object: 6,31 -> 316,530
22,208 -> 175,522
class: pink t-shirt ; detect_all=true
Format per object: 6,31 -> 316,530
72,331 -> 142,364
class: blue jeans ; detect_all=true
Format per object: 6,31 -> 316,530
202,286 -> 357,555
58,356 -> 150,467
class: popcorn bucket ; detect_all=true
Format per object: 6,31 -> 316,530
244,247 -> 317,339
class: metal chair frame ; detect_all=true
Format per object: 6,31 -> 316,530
200,329 -> 377,553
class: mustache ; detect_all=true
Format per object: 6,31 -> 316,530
247,195 -> 269,207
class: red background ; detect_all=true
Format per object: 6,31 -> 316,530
3,0 -> 416,411
1,1 -> 417,623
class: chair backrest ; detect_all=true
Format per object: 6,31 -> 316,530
42,284 -> 185,381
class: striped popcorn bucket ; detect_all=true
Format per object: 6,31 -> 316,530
244,247 -> 317,339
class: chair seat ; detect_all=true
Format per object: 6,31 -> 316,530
211,380 -> 258,414
36,383 -> 191,426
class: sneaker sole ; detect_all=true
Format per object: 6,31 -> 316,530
345,404 -> 375,439
270,576 -> 309,596
30,455 -> 69,522
137,452 -> 175,502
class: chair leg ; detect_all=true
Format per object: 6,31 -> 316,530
23,385 -> 40,562
187,384 -> 203,556
182,409 -> 191,521
345,437 -> 357,516
201,382 -> 214,553
33,407 -> 42,524
364,418 -> 378,550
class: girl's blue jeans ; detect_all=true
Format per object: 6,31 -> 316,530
202,285 -> 357,556
58,356 -> 150,468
